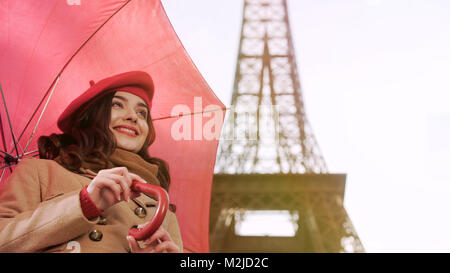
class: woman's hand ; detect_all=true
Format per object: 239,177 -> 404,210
127,225 -> 181,253
86,167 -> 144,211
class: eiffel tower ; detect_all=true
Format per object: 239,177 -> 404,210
210,0 -> 364,252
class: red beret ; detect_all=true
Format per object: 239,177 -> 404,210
57,71 -> 154,133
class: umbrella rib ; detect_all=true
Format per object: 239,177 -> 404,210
14,0 -> 133,149
0,115 -> 16,174
0,168 -> 5,183
0,150 -> 11,156
152,107 -> 229,121
0,165 -> 10,171
21,76 -> 60,158
0,113 -> 9,156
1,166 -> 13,175
55,0 -> 133,75
0,82 -> 20,158
23,149 -> 38,157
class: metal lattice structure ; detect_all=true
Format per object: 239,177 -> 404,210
214,0 -> 327,174
210,0 -> 364,252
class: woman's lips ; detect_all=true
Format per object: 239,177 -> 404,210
114,126 -> 138,137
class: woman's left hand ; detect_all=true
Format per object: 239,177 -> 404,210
127,225 -> 181,253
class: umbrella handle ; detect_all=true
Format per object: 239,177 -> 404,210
128,180 -> 169,241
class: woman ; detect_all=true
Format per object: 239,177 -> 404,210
0,71 -> 182,253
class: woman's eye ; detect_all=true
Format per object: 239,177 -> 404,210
138,110 -> 147,118
112,101 -> 122,107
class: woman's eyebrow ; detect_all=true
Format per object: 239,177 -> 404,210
113,95 -> 127,101
137,102 -> 149,110
113,95 -> 148,110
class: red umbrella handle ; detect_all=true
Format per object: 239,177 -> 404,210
128,180 -> 169,241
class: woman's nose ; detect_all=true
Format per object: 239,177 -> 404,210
124,108 -> 138,122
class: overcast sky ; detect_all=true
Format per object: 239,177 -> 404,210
162,0 -> 450,252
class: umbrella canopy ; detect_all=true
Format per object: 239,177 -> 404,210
0,0 -> 225,253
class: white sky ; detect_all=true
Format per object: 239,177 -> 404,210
162,0 -> 450,252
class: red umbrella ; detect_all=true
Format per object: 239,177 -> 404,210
0,0 -> 225,253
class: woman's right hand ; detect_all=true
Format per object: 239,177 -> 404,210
86,167 -> 144,211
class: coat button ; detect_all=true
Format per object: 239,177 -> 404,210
134,207 -> 147,218
97,216 -> 107,225
89,229 -> 103,241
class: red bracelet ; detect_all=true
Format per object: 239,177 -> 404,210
79,186 -> 104,219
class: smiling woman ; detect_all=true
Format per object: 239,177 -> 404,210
0,71 -> 183,253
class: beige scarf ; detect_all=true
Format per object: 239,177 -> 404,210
79,148 -> 160,186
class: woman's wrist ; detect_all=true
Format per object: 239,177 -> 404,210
79,186 -> 104,219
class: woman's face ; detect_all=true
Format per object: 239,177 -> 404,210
109,91 -> 149,153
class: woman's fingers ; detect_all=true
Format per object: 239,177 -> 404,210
144,226 -> 172,246
129,173 -> 147,184
89,167 -> 150,212
153,240 -> 179,253
127,227 -> 180,253
105,167 -> 132,184
127,236 -> 142,253
102,168 -> 148,201
127,237 -> 176,253
101,167 -> 132,193
127,235 -> 156,253
101,173 -> 131,201
94,177 -> 123,201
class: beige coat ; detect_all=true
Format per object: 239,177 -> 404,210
0,158 -> 183,253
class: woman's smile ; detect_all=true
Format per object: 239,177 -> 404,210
113,125 -> 139,137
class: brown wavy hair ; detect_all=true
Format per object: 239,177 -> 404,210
38,92 -> 171,191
